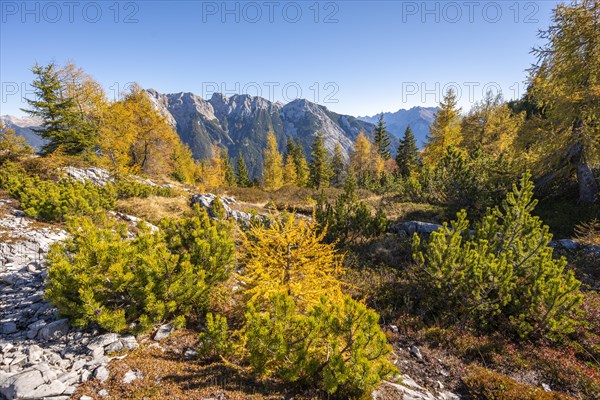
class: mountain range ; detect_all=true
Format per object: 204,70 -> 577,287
357,107 -> 438,148
0,115 -> 45,149
2,91 -> 436,178
146,90 -> 382,178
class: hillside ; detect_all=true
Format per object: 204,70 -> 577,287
146,90 -> 383,178
0,115 -> 45,150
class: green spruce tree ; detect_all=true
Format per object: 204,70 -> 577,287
309,132 -> 332,189
373,113 -> 392,160
22,63 -> 96,155
330,142 -> 346,187
236,150 -> 251,187
285,137 -> 297,159
221,149 -> 236,187
396,125 -> 421,177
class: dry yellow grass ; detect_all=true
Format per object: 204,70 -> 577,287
116,195 -> 191,223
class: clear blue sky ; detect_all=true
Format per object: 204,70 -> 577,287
1,1 -> 560,117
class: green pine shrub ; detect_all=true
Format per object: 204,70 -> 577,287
394,147 -> 516,217
209,196 -> 227,220
46,207 -> 235,333
411,172 -> 583,339
113,179 -> 175,199
243,293 -> 395,399
0,163 -> 179,222
315,178 -> 388,244
197,313 -> 232,360
0,162 -> 115,221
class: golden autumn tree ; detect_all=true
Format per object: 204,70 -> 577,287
98,95 -> 137,174
460,91 -> 524,157
240,214 -> 344,311
527,0 -> 600,203
58,63 -> 108,126
240,214 -> 395,398
294,139 -> 310,187
423,88 -> 462,165
200,146 -> 227,188
349,132 -> 384,184
283,153 -> 298,185
98,84 -> 196,181
262,131 -> 284,191
0,123 -> 33,165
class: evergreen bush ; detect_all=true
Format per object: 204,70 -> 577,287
412,172 -> 583,339
46,207 -> 235,333
244,293 -> 395,399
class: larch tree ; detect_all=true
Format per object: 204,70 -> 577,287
460,91 -> 524,156
528,0 -> 600,203
350,132 -> 383,184
201,146 -> 227,188
423,88 -> 462,166
99,84 -> 189,178
396,125 -> 421,177
309,132 -> 332,189
240,213 -> 344,311
293,138 -> 310,187
0,123 -> 33,165
58,63 -> 107,132
373,113 -> 392,160
283,153 -> 298,185
262,131 -> 284,191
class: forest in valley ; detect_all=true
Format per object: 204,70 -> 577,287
0,1 -> 598,399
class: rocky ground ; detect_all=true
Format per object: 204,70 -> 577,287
0,199 -> 141,400
0,190 -> 465,400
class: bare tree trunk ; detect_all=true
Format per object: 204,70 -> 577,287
534,124 -> 599,204
572,118 -> 598,204
577,156 -> 599,203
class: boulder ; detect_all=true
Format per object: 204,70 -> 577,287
410,345 -> 423,360
391,221 -> 443,236
153,323 -> 174,341
0,369 -> 45,399
190,193 -> 256,224
37,319 -> 70,341
94,365 -> 110,383
122,369 -> 142,384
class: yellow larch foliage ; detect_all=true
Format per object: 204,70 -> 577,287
422,88 -> 462,166
283,153 -> 298,185
240,214 -> 344,311
200,146 -> 227,188
262,131 -> 284,191
98,84 -> 196,181
350,132 -> 384,182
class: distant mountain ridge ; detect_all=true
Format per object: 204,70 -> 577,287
358,106 -> 437,148
3,95 -> 436,179
146,89 -> 381,178
0,115 -> 45,150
